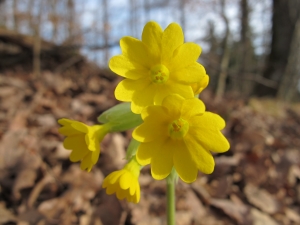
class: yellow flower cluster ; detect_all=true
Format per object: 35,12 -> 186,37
111,21 -> 230,184
58,21 -> 230,204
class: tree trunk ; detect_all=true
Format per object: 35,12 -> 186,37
215,0 -> 231,102
33,0 -> 43,78
33,25 -> 41,78
277,17 -> 300,101
179,0 -> 186,33
13,0 -> 19,31
239,0 -> 253,96
103,0 -> 109,63
50,0 -> 58,42
254,0 -> 300,97
67,0 -> 75,42
0,0 -> 7,27
28,0 -> 36,34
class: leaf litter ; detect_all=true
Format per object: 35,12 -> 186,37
0,69 -> 300,225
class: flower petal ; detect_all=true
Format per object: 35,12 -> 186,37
140,105 -> 168,120
191,74 -> 209,95
129,178 -> 137,196
58,118 -> 73,126
91,147 -> 100,164
171,62 -> 206,84
189,112 -> 230,153
169,43 -> 202,71
131,82 -> 157,114
173,141 -> 198,183
69,144 -> 89,162
106,183 -> 118,195
115,77 -> 151,102
142,21 -> 163,61
120,37 -> 154,68
63,135 -> 85,150
151,138 -> 174,180
136,138 -> 165,165
155,82 -> 194,106
85,129 -> 100,152
109,55 -> 148,80
160,94 -> 185,117
119,171 -> 132,190
161,23 -> 184,65
71,121 -> 88,133
116,188 -> 128,200
133,117 -> 168,142
181,98 -> 205,120
59,125 -> 82,136
103,171 -> 124,188
134,184 -> 140,203
80,152 -> 94,172
184,133 -> 215,174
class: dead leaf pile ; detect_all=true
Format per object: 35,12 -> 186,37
0,70 -> 300,225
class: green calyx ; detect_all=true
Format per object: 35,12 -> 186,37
126,138 -> 140,160
124,155 -> 142,178
98,103 -> 143,132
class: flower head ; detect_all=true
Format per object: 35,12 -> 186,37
110,21 -> 206,114
102,157 -> 141,203
58,119 -> 110,172
132,95 -> 230,183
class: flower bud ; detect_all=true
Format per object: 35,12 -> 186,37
98,103 -> 143,132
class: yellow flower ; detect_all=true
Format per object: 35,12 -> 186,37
58,119 -> 111,172
110,21 -> 206,114
132,94 -> 230,183
102,157 -> 141,203
191,74 -> 209,95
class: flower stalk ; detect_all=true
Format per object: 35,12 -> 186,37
166,168 -> 177,225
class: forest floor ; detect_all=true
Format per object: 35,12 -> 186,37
0,67 -> 300,225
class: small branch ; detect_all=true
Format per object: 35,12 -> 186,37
228,73 -> 278,88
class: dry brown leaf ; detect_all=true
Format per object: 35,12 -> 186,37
210,198 -> 251,224
0,202 -> 18,224
285,207 -> 300,223
191,178 -> 211,204
13,169 -> 37,200
250,208 -> 279,225
184,189 -> 207,221
244,184 -> 280,214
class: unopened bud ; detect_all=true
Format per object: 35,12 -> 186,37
98,103 -> 143,132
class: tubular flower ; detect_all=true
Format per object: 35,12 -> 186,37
58,119 -> 111,172
110,21 -> 206,114
102,157 -> 141,203
132,94 -> 230,183
191,74 -> 209,96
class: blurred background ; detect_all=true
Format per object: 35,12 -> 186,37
0,0 -> 299,100
0,0 -> 300,225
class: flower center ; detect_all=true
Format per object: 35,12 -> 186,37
168,118 -> 189,139
150,64 -> 169,84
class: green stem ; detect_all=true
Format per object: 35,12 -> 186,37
166,168 -> 177,225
